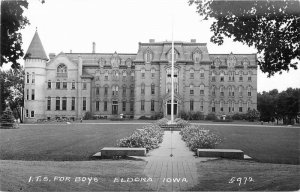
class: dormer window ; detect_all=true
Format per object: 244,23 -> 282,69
167,49 -> 178,62
193,50 -> 202,63
145,49 -> 153,63
57,64 -> 67,77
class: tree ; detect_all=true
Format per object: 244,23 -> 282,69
0,67 -> 24,122
1,1 -> 30,69
189,0 -> 300,76
246,109 -> 260,122
0,106 -> 16,129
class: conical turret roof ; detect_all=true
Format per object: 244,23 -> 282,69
24,30 -> 48,60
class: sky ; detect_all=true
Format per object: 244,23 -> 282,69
3,0 -> 300,92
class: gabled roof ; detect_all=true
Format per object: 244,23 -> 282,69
24,30 -> 48,60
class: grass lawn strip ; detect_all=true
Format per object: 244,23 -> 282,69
190,159 -> 300,191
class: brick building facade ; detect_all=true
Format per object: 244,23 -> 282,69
23,31 -> 257,122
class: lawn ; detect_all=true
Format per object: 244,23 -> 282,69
0,123 -> 141,161
0,122 -> 299,164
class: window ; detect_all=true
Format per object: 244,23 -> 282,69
96,87 -> 100,95
248,76 -> 252,81
83,97 -> 86,111
56,97 -> 60,110
200,101 -> 204,112
190,100 -> 194,111
104,101 -> 107,111
26,89 -> 29,100
239,86 -> 243,96
32,72 -> 35,84
115,85 -> 119,95
130,85 -> 134,96
151,68 -> 155,78
131,71 -> 134,81
122,101 -> 126,112
200,84 -> 204,95
72,81 -> 75,89
212,86 -> 216,96
96,101 -> 100,111
122,85 -> 126,96
141,69 -> 145,79
141,84 -> 145,95
239,71 -> 243,81
200,69 -> 204,78
122,71 -> 127,81
220,86 -> 224,97
48,81 -> 51,89
220,72 -> 224,82
239,101 -> 243,112
190,84 -> 194,95
31,89 -> 35,100
220,101 -> 224,112
83,82 -> 87,90
71,97 -> 75,110
104,86 -> 108,96
63,82 -> 67,89
229,71 -> 235,81
47,97 -> 51,110
231,101 -> 235,112
56,81 -> 60,89
104,71 -> 109,81
26,109 -> 29,118
151,84 -> 155,95
247,101 -> 251,111
190,69 -> 194,79
193,51 -> 202,63
130,100 -> 134,112
145,50 -> 152,63
31,111 -> 34,118
141,100 -> 145,111
62,97 -> 67,110
26,73 -> 30,83
166,83 -> 171,93
211,72 -> 216,82
112,85 -> 117,96
212,101 -> 215,112
247,87 -> 251,96
57,64 -> 67,77
228,101 -> 231,112
248,71 -> 252,81
114,71 -> 119,80
151,100 -> 155,111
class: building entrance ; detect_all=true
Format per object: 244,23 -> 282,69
112,101 -> 118,115
166,100 -> 177,115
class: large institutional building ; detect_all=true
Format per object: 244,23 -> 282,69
23,31 -> 257,122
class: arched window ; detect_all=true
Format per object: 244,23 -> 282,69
229,71 -> 235,81
242,58 -> 250,66
151,83 -> 155,95
239,71 -> 243,81
190,68 -> 194,79
141,83 -> 145,95
239,86 -> 243,96
57,64 -> 67,77
151,68 -> 155,78
247,100 -> 251,111
166,83 -> 171,93
130,85 -> 134,96
104,85 -> 109,95
122,70 -> 127,81
190,84 -> 194,95
200,84 -> 204,95
32,72 -> 35,84
220,71 -> 225,82
211,100 -> 216,112
26,72 -> 30,83
145,49 -> 153,63
200,100 -> 204,112
248,71 -> 252,81
126,59 -> 132,67
193,50 -> 202,63
220,86 -> 224,97
131,71 -> 134,81
211,71 -> 216,82
141,69 -> 145,79
104,70 -> 109,81
239,100 -> 243,112
214,58 -> 222,66
200,69 -> 204,78
247,86 -> 252,96
122,85 -> 126,96
168,49 -> 178,62
212,86 -> 216,96
220,100 -> 224,112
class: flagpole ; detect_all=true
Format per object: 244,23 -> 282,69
171,20 -> 174,124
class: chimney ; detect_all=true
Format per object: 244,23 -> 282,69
92,42 -> 96,53
191,39 -> 196,43
149,39 -> 155,43
49,53 -> 56,60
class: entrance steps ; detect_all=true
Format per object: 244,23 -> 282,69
160,124 -> 184,131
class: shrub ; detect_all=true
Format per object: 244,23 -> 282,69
175,118 -> 190,127
205,113 -> 217,120
117,119 -> 165,151
180,125 -> 222,152
232,113 -> 247,120
83,111 -> 93,120
138,116 -> 150,120
246,109 -> 260,122
0,107 -> 17,129
179,111 -> 204,120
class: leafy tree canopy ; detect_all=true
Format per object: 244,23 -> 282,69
1,0 -> 30,69
189,0 -> 300,76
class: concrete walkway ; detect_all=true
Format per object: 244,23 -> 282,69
136,131 -> 214,191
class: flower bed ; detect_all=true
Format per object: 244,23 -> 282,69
180,124 -> 222,152
117,119 -> 166,151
